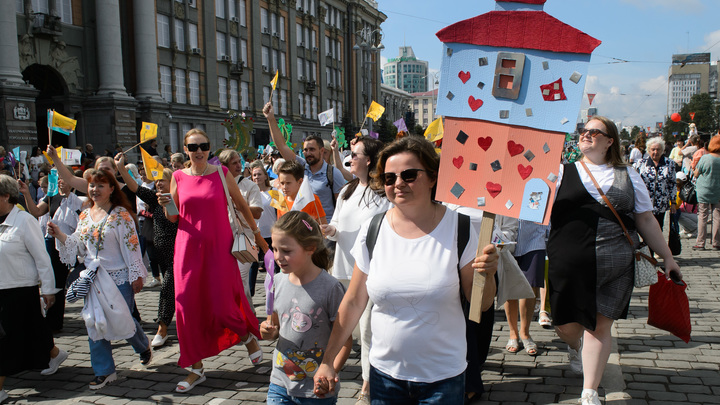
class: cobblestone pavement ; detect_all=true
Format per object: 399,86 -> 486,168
2,236 -> 718,404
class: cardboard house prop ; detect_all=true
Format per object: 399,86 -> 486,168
435,0 -> 600,224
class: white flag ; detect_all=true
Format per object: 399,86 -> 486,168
317,108 -> 334,127
291,175 -> 315,212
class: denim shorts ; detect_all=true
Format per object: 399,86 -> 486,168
369,366 -> 465,405
267,383 -> 338,405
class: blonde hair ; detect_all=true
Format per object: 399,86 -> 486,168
272,211 -> 330,270
183,128 -> 210,145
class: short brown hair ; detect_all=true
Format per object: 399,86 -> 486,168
278,160 -> 304,180
373,136 -> 440,199
183,128 -> 210,145
589,116 -> 626,168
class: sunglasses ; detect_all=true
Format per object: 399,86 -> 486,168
580,128 -> 608,138
380,168 -> 425,186
350,152 -> 365,159
186,142 -> 210,152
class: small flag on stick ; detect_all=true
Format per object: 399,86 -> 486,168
140,146 -> 164,180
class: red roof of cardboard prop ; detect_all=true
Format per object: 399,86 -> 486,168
436,10 -> 601,55
496,0 -> 546,3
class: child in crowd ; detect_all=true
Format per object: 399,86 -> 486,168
275,160 -> 327,224
260,211 -> 351,404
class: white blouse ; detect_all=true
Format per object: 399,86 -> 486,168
58,206 -> 147,286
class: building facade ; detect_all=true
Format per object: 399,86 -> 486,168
667,53 -> 719,115
379,83 -> 411,124
410,88 -> 438,128
0,0 -> 386,158
382,46 -> 428,94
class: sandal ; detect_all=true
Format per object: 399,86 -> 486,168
522,338 -> 538,356
692,245 -> 705,250
505,338 -> 521,353
538,311 -> 552,328
241,334 -> 263,365
175,368 -> 206,393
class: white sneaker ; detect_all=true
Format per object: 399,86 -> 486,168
568,342 -> 583,374
41,349 -> 68,376
151,333 -> 169,348
580,389 -> 601,405
0,389 -> 8,403
145,278 -> 159,288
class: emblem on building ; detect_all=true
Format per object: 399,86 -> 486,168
13,103 -> 31,121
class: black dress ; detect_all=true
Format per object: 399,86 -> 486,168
547,163 -> 638,331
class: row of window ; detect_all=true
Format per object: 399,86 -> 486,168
17,0 -> 73,23
159,66 -> 200,105
157,15 -> 199,51
260,9 -> 286,39
214,0 -> 247,25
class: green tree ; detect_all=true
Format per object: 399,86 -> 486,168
405,111 -> 417,135
630,125 -> 641,141
664,92 -> 720,140
377,115 -> 395,144
619,127 -> 630,142
414,124 -> 425,136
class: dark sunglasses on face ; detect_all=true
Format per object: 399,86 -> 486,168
186,142 -> 210,152
381,168 -> 426,186
581,128 -> 608,138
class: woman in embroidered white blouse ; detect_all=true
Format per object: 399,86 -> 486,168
48,169 -> 151,390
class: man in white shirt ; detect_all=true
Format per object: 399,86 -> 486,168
218,149 -> 262,312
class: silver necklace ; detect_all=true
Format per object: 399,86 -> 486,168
191,164 -> 209,176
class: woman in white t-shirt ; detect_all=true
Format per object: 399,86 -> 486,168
250,161 -> 277,268
320,136 -> 390,403
313,136 -> 499,404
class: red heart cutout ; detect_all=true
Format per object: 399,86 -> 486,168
458,71 -> 471,84
486,182 -> 502,198
518,164 -> 533,180
507,141 -> 524,157
477,136 -> 492,151
452,156 -> 464,169
468,96 -> 484,111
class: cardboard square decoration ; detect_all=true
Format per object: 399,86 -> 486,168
436,118 -> 565,224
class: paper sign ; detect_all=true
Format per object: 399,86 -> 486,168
436,118 -> 564,224
61,148 -> 82,165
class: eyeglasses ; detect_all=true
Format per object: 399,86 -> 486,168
350,152 -> 365,159
580,128 -> 608,138
380,168 -> 425,186
186,142 -> 210,152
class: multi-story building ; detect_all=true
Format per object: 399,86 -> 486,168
667,53 -> 719,114
410,88 -> 438,128
0,0 -> 386,157
382,46 -> 429,94
379,84 -> 412,124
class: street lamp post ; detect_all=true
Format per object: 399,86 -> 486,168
353,27 -> 383,134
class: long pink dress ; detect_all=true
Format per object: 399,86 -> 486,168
173,166 -> 260,367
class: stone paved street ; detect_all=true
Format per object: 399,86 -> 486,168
2,235 -> 718,404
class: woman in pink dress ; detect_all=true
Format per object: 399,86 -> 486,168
158,128 -> 270,393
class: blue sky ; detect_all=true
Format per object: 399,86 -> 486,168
377,0 -> 720,129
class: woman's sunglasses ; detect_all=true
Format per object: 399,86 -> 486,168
580,128 -> 608,138
380,168 -> 425,186
186,142 -> 210,152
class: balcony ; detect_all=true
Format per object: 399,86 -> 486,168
31,13 -> 62,36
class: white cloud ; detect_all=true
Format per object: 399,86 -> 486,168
581,75 -> 668,128
698,29 -> 720,61
620,0 -> 704,13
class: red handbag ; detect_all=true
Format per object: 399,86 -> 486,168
647,270 -> 691,343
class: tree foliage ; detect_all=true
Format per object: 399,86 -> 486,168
664,92 -> 719,141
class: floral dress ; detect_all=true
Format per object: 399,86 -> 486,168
58,206 -> 146,286
633,156 -> 676,215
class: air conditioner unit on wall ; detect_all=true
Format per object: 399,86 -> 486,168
263,27 -> 270,34
262,65 -> 269,72
230,17 -> 239,22
191,48 -> 202,55
220,55 -> 230,62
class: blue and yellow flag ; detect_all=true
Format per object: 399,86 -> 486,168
47,110 -> 76,135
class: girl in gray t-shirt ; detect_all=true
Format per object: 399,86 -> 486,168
260,211 -> 351,403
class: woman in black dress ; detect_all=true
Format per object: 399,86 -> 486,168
547,116 -> 682,405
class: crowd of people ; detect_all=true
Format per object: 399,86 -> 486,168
0,112 -> 717,405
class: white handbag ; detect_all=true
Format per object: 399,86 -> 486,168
218,169 -> 258,263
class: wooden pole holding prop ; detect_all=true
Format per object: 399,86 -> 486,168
468,211 -> 496,323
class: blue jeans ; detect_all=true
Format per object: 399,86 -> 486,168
267,383 -> 337,405
88,282 -> 149,376
369,366 -> 465,405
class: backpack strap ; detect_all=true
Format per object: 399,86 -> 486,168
326,164 -> 336,208
366,211 -> 387,261
456,213 -> 470,270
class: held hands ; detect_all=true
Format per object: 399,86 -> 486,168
312,363 -> 339,398
472,244 -> 499,278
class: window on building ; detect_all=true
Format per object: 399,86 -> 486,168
311,62 -> 317,82
272,50 -> 279,73
229,79 -> 238,110
215,0 -> 225,18
262,46 -> 269,70
216,31 -> 226,59
312,96 -> 317,117
230,36 -> 238,63
280,90 -> 288,115
263,86 -> 271,104
241,82 -> 249,109
280,52 -> 286,76
32,0 -> 49,14
239,0 -> 246,26
241,39 -> 248,65
175,69 -> 186,103
228,0 -> 236,19
271,12 -> 277,35
157,15 -> 170,48
174,19 -> 185,51
297,59 -> 304,79
305,94 -> 311,117
160,66 -> 172,101
296,24 -> 303,46
218,77 -> 228,108
189,71 -> 200,105
17,0 -> 23,13
273,91 -> 279,114
261,8 -> 268,33
311,30 -> 316,49
189,23 -> 198,49
298,93 -> 304,115
169,122 -> 179,153
57,0 -> 72,23
279,16 -> 285,40
182,123 -> 193,136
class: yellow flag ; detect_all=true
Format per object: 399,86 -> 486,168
140,122 -> 158,143
140,146 -> 164,180
271,70 -> 279,90
366,101 -> 385,122
424,118 -> 444,143
268,189 -> 288,212
43,147 -> 63,165
47,110 -> 77,135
